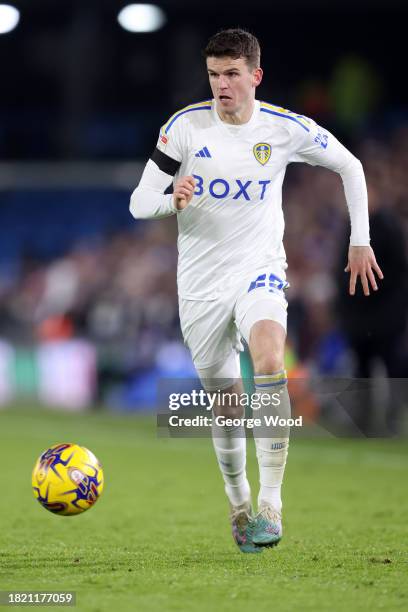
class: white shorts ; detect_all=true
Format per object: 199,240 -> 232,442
179,264 -> 289,389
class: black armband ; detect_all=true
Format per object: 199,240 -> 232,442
151,147 -> 181,176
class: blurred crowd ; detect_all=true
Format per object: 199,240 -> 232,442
285,124 -> 408,368
0,221 -> 183,398
0,125 -> 407,409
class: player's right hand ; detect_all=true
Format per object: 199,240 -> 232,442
173,176 -> 196,210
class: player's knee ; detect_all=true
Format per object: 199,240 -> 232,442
252,353 -> 284,376
213,395 -> 245,419
196,352 -> 240,392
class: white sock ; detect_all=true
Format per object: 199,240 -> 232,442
212,417 -> 250,506
254,371 -> 290,512
254,437 -> 288,511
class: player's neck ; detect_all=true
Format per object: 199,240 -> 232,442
216,99 -> 255,125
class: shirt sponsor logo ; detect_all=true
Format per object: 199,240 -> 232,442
193,174 -> 271,201
253,142 -> 272,166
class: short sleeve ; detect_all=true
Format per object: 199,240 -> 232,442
155,113 -> 185,162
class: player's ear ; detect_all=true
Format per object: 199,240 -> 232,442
253,67 -> 263,87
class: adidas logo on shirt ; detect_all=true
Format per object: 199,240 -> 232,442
195,146 -> 211,158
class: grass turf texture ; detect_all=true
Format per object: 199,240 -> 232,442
0,408 -> 407,612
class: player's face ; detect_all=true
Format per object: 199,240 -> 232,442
206,56 -> 263,116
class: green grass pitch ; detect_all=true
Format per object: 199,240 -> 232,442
0,408 -> 407,611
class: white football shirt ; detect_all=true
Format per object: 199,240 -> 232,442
130,99 -> 370,300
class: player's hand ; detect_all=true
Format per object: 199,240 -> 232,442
173,176 -> 196,210
344,245 -> 384,296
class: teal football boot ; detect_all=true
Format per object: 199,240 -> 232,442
229,501 -> 263,554
253,502 -> 282,547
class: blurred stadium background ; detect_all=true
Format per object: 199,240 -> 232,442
0,0 -> 407,427
1,5 -> 408,611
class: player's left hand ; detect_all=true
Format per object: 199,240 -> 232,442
344,245 -> 384,296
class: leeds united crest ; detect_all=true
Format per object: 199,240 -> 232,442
253,143 -> 271,166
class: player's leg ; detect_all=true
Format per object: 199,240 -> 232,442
179,297 -> 259,553
198,355 -> 250,509
245,318 -> 289,546
249,319 -> 289,546
198,360 -> 260,553
236,274 -> 290,547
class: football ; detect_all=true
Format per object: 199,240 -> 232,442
32,443 -> 104,516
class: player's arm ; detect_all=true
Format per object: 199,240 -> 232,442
130,116 -> 196,218
129,150 -> 180,220
292,121 -> 383,296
